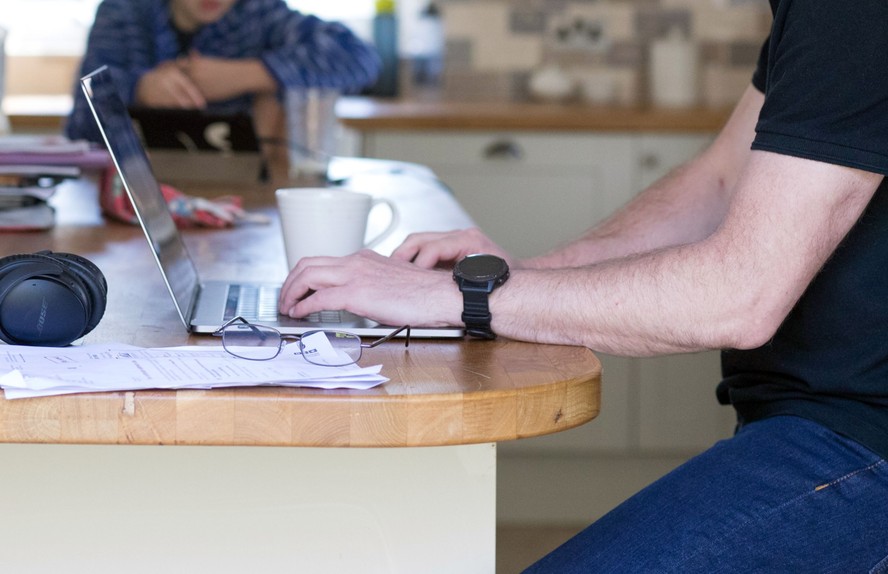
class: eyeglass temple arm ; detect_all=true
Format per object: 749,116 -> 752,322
363,325 -> 411,349
213,315 -> 248,336
213,316 -> 277,343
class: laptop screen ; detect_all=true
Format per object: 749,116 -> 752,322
128,107 -> 260,153
81,66 -> 200,327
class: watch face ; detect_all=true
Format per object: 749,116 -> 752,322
456,254 -> 509,281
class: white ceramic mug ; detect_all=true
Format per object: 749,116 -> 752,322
275,187 -> 400,269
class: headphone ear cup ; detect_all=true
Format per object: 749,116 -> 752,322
0,252 -> 109,346
43,251 -> 108,333
0,254 -> 91,346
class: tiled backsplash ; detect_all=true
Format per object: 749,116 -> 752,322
426,0 -> 771,107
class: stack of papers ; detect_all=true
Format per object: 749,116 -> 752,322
0,134 -> 102,231
0,135 -> 110,169
0,164 -> 80,230
0,343 -> 388,399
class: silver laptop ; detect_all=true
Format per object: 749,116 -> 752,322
81,66 -> 462,338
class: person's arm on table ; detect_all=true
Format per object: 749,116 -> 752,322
278,85 -> 882,356
490,152 -> 880,354
176,52 -> 277,103
255,6 -> 380,92
138,1 -> 379,107
393,86 -> 763,272
134,60 -> 207,109
174,3 -> 380,101
521,86 -> 762,270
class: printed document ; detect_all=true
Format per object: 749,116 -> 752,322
0,343 -> 387,399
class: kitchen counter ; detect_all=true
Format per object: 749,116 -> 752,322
6,94 -> 732,135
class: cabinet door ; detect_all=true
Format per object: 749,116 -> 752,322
636,352 -> 736,452
635,134 -> 713,190
364,131 -> 636,258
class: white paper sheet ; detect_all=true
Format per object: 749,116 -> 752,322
0,342 -> 387,399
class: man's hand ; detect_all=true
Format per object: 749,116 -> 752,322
178,52 -> 243,101
391,227 -> 515,269
179,51 -> 278,102
135,61 -> 206,108
279,250 -> 462,328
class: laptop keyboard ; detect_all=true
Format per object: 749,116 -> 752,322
224,284 -> 342,324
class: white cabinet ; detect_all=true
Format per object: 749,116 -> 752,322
363,131 -> 714,259
636,134 -> 712,189
637,351 -> 735,451
360,129 -> 734,457
363,131 -> 635,258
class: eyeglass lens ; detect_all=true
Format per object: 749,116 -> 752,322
221,323 -> 283,360
298,330 -> 362,366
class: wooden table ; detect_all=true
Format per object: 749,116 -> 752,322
0,162 -> 600,573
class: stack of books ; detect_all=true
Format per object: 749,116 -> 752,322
0,165 -> 80,230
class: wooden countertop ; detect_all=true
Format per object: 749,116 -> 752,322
5,94 -> 731,134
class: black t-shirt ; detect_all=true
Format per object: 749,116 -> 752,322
173,23 -> 196,56
717,0 -> 888,458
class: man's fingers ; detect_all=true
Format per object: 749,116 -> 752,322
170,74 -> 207,108
278,257 -> 353,313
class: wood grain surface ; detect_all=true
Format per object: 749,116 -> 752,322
0,173 -> 600,447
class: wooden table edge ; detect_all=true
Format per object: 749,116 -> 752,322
0,372 -> 600,448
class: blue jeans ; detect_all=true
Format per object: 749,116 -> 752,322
523,416 -> 888,573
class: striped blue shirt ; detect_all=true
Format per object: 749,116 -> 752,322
66,0 -> 380,141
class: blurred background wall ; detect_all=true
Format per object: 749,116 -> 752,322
2,0 -> 770,108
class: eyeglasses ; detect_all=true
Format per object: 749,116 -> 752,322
213,316 -> 411,366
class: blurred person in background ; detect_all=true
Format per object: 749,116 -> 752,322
65,0 -> 379,161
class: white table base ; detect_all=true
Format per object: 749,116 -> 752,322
0,443 -> 496,573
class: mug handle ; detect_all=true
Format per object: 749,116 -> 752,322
364,198 -> 400,249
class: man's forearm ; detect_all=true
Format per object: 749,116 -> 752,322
491,149 -> 881,357
520,158 -> 732,269
224,59 -> 278,94
183,57 -> 278,102
522,86 -> 763,271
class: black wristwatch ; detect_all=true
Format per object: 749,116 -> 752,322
453,254 -> 510,339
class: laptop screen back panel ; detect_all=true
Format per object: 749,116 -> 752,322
81,66 -> 201,330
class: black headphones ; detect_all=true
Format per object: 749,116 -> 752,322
0,251 -> 108,347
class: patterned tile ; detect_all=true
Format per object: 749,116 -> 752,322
436,0 -> 770,106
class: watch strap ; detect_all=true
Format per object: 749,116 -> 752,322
460,283 -> 496,339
